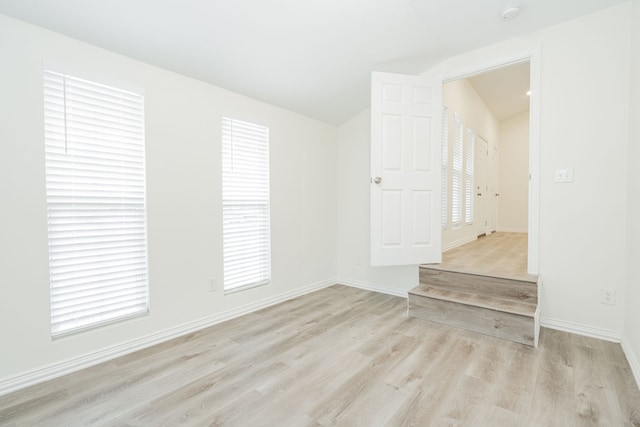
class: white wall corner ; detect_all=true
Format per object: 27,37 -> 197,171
336,277 -> 409,298
622,335 -> 640,392
540,317 -> 623,343
0,278 -> 335,397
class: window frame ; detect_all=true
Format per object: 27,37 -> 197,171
221,117 -> 271,294
43,69 -> 149,338
451,114 -> 464,226
441,106 -> 449,230
464,126 -> 475,225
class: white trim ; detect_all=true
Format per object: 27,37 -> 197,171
540,317 -> 623,343
534,276 -> 542,348
0,278 -> 334,396
336,277 -> 409,298
442,235 -> 477,252
527,48 -> 541,276
621,335 -> 640,391
496,227 -> 528,233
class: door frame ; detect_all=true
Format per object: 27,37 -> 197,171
440,49 -> 540,275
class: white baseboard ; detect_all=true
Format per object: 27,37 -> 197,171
540,317 -> 623,343
496,227 -> 528,233
0,278 -> 335,397
442,235 -> 476,252
621,335 -> 640,391
336,277 -> 409,298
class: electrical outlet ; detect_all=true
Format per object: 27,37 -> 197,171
355,256 -> 362,266
208,278 -> 217,293
601,288 -> 616,305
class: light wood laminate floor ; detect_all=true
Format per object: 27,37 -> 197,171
1,285 -> 639,426
425,232 -> 537,282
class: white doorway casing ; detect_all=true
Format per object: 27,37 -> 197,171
369,50 -> 540,275
441,50 -> 540,276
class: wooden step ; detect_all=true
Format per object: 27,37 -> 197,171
410,285 -> 536,317
408,267 -> 540,347
419,268 -> 537,305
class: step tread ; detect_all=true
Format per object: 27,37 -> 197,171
409,285 -> 537,317
418,268 -> 538,304
419,264 -> 538,284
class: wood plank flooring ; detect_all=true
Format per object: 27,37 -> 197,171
428,232 -> 536,282
1,285 -> 639,426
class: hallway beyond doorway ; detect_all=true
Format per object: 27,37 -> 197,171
426,232 -> 535,282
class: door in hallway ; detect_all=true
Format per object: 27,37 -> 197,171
489,145 -> 499,233
475,136 -> 490,236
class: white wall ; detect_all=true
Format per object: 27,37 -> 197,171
337,4 -> 631,336
498,110 -> 529,232
624,0 -> 640,384
0,15 -> 337,385
442,79 -> 499,248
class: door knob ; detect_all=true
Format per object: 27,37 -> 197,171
477,193 -> 482,196
373,177 -> 382,184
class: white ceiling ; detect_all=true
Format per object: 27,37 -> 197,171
467,60 -> 531,122
0,0 -> 626,125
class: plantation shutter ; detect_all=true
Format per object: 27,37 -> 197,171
441,106 -> 449,229
464,127 -> 475,224
452,115 -> 463,225
43,70 -> 149,337
221,117 -> 271,292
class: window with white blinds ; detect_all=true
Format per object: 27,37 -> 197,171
221,117 -> 271,293
43,70 -> 149,337
464,127 -> 475,225
441,106 -> 449,229
452,115 -> 463,225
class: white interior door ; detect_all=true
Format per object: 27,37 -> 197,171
370,71 -> 441,266
475,136 -> 489,236
489,145 -> 499,232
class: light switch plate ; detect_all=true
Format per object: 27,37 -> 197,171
554,168 -> 574,183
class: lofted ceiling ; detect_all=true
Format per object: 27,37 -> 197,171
467,61 -> 531,122
0,0 -> 626,125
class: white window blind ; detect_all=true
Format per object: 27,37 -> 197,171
43,70 -> 149,337
452,115 -> 463,225
222,117 -> 271,292
464,127 -> 475,225
441,106 -> 449,229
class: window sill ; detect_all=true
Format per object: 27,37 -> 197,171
224,280 -> 270,296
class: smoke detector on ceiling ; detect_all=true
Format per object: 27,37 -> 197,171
501,5 -> 521,21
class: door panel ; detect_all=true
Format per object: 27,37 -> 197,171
412,117 -> 432,171
412,191 -> 432,245
381,190 -> 402,247
371,71 -> 441,266
382,115 -> 402,171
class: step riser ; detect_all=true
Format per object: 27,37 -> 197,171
419,268 -> 537,304
408,295 -> 535,346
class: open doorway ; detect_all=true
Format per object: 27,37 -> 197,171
440,60 -> 532,279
